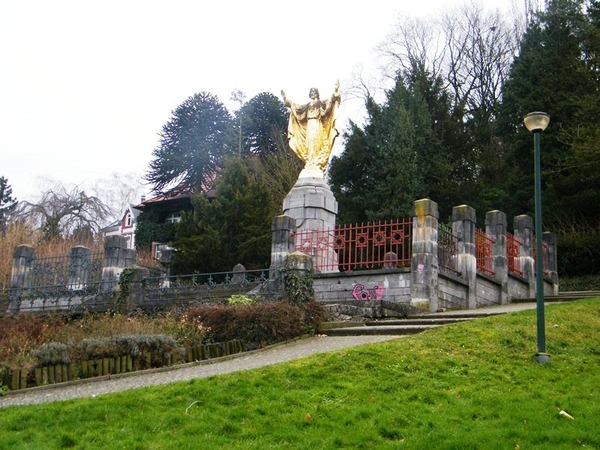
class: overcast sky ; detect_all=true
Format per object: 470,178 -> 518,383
1,0 -> 514,203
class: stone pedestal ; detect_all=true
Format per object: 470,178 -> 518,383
282,176 -> 338,272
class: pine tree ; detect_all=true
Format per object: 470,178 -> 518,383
146,92 -> 235,194
0,176 -> 17,235
499,0 -> 599,225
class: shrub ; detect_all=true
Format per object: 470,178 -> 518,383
159,310 -> 210,347
227,295 -> 255,307
0,313 -> 64,370
74,338 -> 120,361
556,224 -> 600,277
30,342 -> 71,365
187,301 -> 320,349
29,334 -> 183,368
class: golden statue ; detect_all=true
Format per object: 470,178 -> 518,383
281,82 -> 341,178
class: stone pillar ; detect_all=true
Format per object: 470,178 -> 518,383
101,236 -> 135,292
486,210 -> 508,304
9,245 -> 36,312
69,246 -> 91,291
282,251 -> 314,305
282,177 -> 338,272
514,215 -> 535,298
10,245 -> 35,290
411,198 -> 439,312
543,232 -> 559,295
270,215 -> 297,280
453,205 -> 477,309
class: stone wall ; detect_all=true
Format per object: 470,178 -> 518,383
312,269 -> 411,304
438,274 -> 468,310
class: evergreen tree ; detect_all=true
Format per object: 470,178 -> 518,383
329,122 -> 373,224
329,74 -> 439,222
0,176 -> 17,236
499,0 -> 599,226
171,157 -> 276,274
146,92 -> 235,194
238,92 -> 289,157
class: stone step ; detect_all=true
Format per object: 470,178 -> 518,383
322,324 -> 442,336
365,317 -> 474,326
319,317 -> 473,331
510,291 -> 600,304
409,311 -> 505,320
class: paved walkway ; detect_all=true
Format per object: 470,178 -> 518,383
0,302 -> 547,409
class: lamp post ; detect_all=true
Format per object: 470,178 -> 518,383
523,111 -> 550,364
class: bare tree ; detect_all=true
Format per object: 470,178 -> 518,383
376,1 -> 520,122
92,172 -> 146,222
18,180 -> 111,241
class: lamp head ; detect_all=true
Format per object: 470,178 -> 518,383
524,112 -> 550,132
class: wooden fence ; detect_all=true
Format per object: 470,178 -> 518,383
2,339 -> 245,391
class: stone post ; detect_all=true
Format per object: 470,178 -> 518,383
69,246 -> 91,291
270,215 -> 297,279
10,245 -> 36,290
411,198 -> 439,312
231,263 -> 247,284
282,251 -> 314,305
101,235 -> 135,292
486,210 -> 508,304
9,245 -> 36,312
543,232 -> 559,295
453,205 -> 477,309
514,215 -> 535,298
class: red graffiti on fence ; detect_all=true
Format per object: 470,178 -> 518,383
351,284 -> 385,301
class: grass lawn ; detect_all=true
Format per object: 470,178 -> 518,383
1,299 -> 599,449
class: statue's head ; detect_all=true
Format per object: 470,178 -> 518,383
309,88 -> 320,100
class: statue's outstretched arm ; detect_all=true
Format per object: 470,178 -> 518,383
281,90 -> 290,107
332,81 -> 341,102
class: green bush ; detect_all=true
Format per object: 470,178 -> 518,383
557,226 -> 600,277
227,295 -> 255,307
558,274 -> 600,291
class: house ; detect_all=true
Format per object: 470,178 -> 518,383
102,186 -> 213,255
103,203 -> 143,249
133,187 -> 200,259
133,189 -> 195,225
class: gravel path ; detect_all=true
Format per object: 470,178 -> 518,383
0,335 -> 403,409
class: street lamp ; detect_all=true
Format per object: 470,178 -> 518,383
524,111 -> 550,364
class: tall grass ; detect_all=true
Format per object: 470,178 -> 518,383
1,299 -> 599,449
0,222 -> 104,290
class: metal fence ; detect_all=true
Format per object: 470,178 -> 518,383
140,268 -> 275,306
30,252 -> 104,290
507,232 -> 524,276
476,229 -> 495,276
439,223 -> 460,276
294,219 -> 412,272
10,252 -> 106,304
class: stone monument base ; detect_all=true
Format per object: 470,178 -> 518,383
282,176 -> 338,272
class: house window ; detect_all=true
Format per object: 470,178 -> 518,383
165,212 -> 181,224
125,213 -> 132,227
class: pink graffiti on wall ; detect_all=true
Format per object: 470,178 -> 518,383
351,284 -> 386,301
